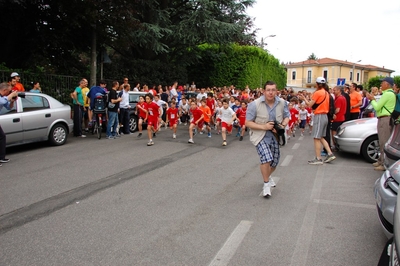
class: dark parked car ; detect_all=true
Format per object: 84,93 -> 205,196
384,123 -> 400,169
128,91 -> 147,132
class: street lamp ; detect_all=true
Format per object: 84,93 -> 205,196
260,35 -> 276,48
260,35 -> 276,87
351,59 -> 361,82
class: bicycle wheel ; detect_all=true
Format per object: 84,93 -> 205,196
97,125 -> 102,139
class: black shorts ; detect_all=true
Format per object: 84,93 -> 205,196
331,121 -> 344,131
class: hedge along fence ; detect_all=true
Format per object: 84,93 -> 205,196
188,43 -> 286,89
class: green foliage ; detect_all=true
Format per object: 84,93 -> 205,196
307,53 -> 318,60
366,76 -> 400,90
188,44 -> 286,89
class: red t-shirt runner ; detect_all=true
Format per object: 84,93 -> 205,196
145,102 -> 160,128
166,107 -> 179,127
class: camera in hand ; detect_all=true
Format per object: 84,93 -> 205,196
272,121 -> 285,136
12,92 -> 25,100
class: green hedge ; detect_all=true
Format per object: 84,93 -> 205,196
188,43 -> 286,89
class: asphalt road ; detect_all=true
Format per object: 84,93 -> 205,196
0,125 -> 388,265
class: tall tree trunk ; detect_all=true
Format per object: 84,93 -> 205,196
90,26 -> 97,87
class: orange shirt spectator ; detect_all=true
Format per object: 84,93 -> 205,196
312,89 -> 329,114
349,91 -> 362,113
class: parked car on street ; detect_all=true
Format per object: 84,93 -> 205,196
374,159 -> 400,239
384,123 -> 400,169
128,91 -> 147,132
377,189 -> 400,265
0,92 -> 73,147
334,117 -> 379,163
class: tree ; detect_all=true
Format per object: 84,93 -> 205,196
0,0 -> 258,85
307,53 -> 318,60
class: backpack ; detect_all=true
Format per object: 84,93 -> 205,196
389,91 -> 400,121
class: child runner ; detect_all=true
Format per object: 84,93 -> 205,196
188,101 -> 204,144
166,98 -> 179,139
214,100 -> 223,134
231,98 -> 242,137
298,104 -> 308,136
136,95 -> 147,138
287,102 -> 299,140
236,101 -> 247,141
199,99 -> 212,137
220,98 -> 237,146
144,93 -> 162,146
206,93 -> 216,127
178,97 -> 190,125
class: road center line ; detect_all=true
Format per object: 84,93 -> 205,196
290,166 -> 325,266
209,220 -> 253,266
292,143 -> 300,150
280,155 -> 293,167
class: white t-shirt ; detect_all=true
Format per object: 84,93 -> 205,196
299,109 -> 308,120
197,92 -> 207,100
179,102 -> 189,113
170,87 -> 178,98
220,107 -> 235,123
215,106 -> 223,119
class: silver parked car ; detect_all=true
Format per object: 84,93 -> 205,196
0,92 -> 73,147
374,159 -> 400,239
384,123 -> 400,169
334,117 -> 379,163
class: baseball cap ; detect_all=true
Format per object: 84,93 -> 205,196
381,77 -> 394,86
316,77 -> 326,84
10,72 -> 19,77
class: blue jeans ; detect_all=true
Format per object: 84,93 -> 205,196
107,111 -> 119,137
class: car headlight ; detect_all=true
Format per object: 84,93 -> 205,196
336,127 -> 345,136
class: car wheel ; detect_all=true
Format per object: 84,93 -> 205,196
129,115 -> 138,133
361,135 -> 380,163
49,123 -> 68,146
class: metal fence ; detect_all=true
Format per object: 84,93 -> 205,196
1,70 -> 81,105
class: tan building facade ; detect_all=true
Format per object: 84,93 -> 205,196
285,58 -> 395,89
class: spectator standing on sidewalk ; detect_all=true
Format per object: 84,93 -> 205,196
331,86 -> 347,150
299,77 -> 336,165
106,81 -> 122,139
366,77 -> 396,171
0,82 -> 18,167
245,80 -> 290,197
119,84 -> 131,135
349,83 -> 362,120
10,72 -> 25,92
71,79 -> 86,138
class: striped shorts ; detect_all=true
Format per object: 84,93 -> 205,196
255,135 -> 280,167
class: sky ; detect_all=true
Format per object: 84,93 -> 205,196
246,0 -> 400,76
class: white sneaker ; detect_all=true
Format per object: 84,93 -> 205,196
263,182 -> 271,197
188,139 -> 194,144
269,177 -> 276,187
173,134 -> 176,139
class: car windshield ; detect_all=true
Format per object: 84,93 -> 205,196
129,94 -> 141,103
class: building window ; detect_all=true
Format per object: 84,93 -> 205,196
307,71 -> 312,83
350,71 -> 353,81
323,70 -> 328,81
357,72 -> 360,82
292,71 -> 296,80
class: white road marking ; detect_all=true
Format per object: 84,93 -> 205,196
280,155 -> 293,167
314,199 -> 376,209
209,220 -> 253,266
292,143 -> 300,150
290,166 -> 324,266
